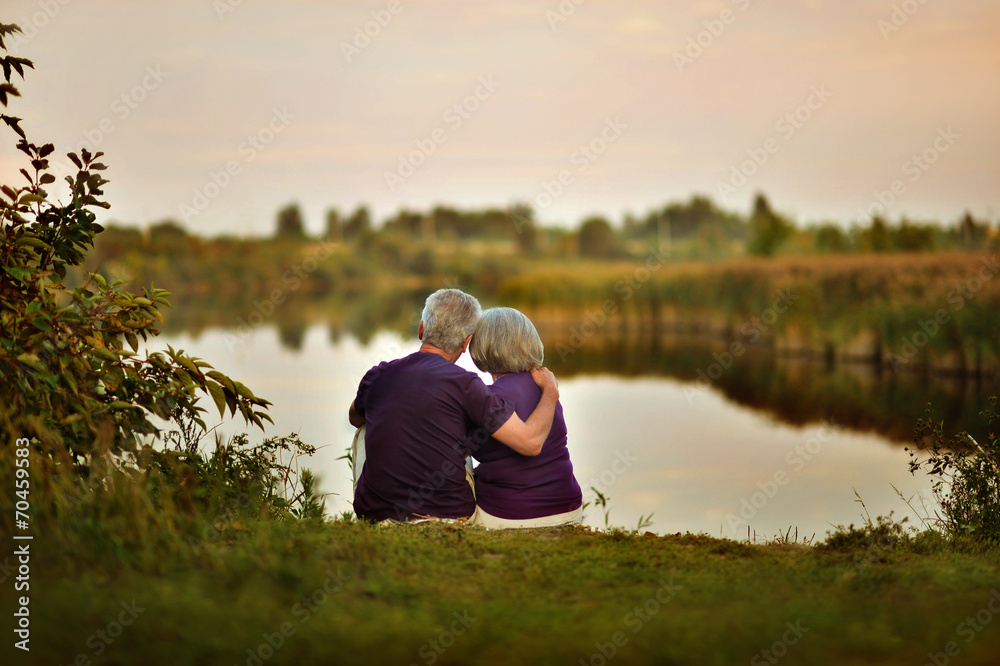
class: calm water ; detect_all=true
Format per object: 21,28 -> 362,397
150,324 -> 955,540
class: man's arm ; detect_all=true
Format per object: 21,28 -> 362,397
348,400 -> 366,428
490,368 -> 559,457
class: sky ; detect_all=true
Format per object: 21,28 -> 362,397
2,0 -> 998,236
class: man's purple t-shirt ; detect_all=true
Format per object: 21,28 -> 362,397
472,372 -> 583,520
353,351 -> 514,522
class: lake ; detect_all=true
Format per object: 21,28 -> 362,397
147,321 -> 999,541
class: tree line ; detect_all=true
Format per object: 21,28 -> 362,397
177,193 -> 998,260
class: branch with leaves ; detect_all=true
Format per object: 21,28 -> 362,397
0,21 -> 272,466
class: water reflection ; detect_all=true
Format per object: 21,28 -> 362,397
540,326 -> 995,447
166,290 -> 996,448
151,325 -> 948,540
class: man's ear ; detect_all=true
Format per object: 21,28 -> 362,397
460,333 -> 473,353
418,321 -> 424,340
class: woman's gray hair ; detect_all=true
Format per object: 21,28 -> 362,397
470,307 -> 544,374
421,289 -> 483,353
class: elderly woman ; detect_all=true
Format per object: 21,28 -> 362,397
468,307 -> 583,528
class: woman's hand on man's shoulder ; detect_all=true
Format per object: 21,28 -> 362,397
530,367 -> 559,397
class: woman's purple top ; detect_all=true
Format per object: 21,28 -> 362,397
472,372 -> 583,520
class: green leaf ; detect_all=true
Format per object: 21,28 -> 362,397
206,370 -> 236,394
3,265 -> 32,281
206,382 -> 228,418
224,387 -> 237,415
233,381 -> 256,400
93,346 -> 119,363
17,191 -> 43,205
0,114 -> 24,139
107,401 -> 142,410
175,367 -> 194,389
16,353 -> 46,372
177,355 -> 202,380
15,235 -> 53,251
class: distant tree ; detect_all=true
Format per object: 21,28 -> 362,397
431,206 -> 464,239
149,219 -> 192,255
481,209 -> 511,239
958,211 -> 988,250
622,212 -> 643,239
641,195 -> 747,244
813,224 -> 848,253
578,216 -> 617,259
343,205 -> 371,240
664,195 -> 716,237
895,220 -> 936,252
94,223 -> 143,259
509,202 -> 538,254
324,208 -> 342,242
863,216 -> 892,252
746,193 -> 793,256
275,203 -> 306,239
384,209 -> 423,239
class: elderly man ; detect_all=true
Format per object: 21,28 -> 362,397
348,289 -> 559,522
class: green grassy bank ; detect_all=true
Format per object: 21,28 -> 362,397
6,519 -> 1000,666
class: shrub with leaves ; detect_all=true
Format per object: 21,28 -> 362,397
0,23 -> 329,546
0,23 -> 272,470
908,396 -> 1000,543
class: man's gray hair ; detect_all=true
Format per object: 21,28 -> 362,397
470,307 -> 544,374
421,289 -> 483,353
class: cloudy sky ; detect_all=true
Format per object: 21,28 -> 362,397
2,0 -> 998,236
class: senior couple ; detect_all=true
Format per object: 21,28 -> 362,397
348,289 -> 583,528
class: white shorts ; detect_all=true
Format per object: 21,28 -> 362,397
470,504 -> 583,529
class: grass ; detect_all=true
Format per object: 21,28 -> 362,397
6,518 -> 1000,666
